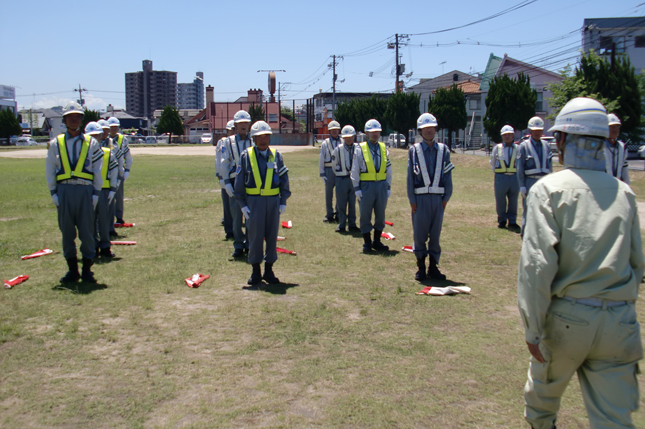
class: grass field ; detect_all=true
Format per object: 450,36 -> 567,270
1,149 -> 645,428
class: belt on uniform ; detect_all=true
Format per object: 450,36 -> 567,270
496,172 -> 516,176
59,179 -> 92,186
324,162 -> 333,167
561,296 -> 632,308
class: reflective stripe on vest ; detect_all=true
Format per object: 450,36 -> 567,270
494,144 -> 517,173
359,142 -> 387,181
116,134 -> 124,149
524,139 -> 550,176
604,142 -> 625,179
227,135 -> 251,178
324,138 -> 339,167
101,147 -> 111,189
336,144 -> 354,176
413,142 -> 445,195
56,134 -> 93,181
246,147 -> 280,196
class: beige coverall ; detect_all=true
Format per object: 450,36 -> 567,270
518,168 -> 645,429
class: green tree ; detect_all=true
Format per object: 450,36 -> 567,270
82,108 -> 100,129
156,105 -> 184,143
384,91 -> 420,147
548,50 -> 642,143
428,85 -> 467,150
280,106 -> 294,122
334,95 -> 389,136
249,103 -> 265,124
0,108 -> 22,140
484,72 -> 537,143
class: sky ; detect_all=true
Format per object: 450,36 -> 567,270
2,0 -> 644,112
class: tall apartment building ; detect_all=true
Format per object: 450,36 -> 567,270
177,72 -> 204,110
125,60 -> 177,118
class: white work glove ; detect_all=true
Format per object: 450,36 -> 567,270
123,171 -> 130,181
51,194 -> 59,207
355,190 -> 362,202
520,187 -> 527,198
321,176 -> 327,184
107,191 -> 115,204
279,205 -> 286,215
241,206 -> 251,220
219,179 -> 225,189
225,183 -> 234,197
387,190 -> 391,198
92,195 -> 99,210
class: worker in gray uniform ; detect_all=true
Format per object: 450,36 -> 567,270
331,125 -> 359,233
86,122 -> 118,258
46,103 -> 104,283
234,121 -> 290,285
221,110 -> 253,258
490,125 -> 520,231
517,116 -> 552,235
216,120 -> 235,239
604,113 -> 630,183
407,113 -> 454,281
107,117 -> 133,226
319,120 -> 341,222
350,119 -> 392,253
518,97 -> 644,429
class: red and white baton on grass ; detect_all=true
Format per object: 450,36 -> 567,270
401,245 -> 414,253
114,223 -> 135,228
385,221 -> 394,226
185,273 -> 210,288
110,241 -> 137,245
381,232 -> 395,240
281,220 -> 292,229
4,275 -> 29,289
21,249 -> 53,260
277,247 -> 297,255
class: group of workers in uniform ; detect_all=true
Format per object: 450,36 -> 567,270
46,102 -> 133,283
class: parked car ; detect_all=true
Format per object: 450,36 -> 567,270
638,145 -> 645,159
541,136 -> 556,153
145,136 -> 157,144
156,134 -> 169,144
200,133 -> 213,144
9,135 -> 19,145
387,133 -> 406,148
16,137 -> 38,146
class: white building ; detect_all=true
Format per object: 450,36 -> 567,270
583,17 -> 645,74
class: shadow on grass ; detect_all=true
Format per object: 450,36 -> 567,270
52,282 -> 108,294
419,278 -> 467,287
242,282 -> 299,295
94,257 -> 122,264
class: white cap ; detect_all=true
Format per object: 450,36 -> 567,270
233,110 -> 251,123
417,113 -> 438,129
84,121 -> 102,135
341,125 -> 356,137
364,119 -> 382,132
107,117 -> 120,127
250,120 -> 272,137
500,125 -> 514,135
328,120 -> 341,130
548,97 -> 609,138
528,116 -> 544,130
63,102 -> 84,117
607,113 -> 621,126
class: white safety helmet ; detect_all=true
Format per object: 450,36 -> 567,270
62,102 -> 84,117
233,110 -> 251,123
500,125 -> 514,135
417,113 -> 438,129
328,120 -> 341,130
225,120 -> 235,130
98,119 -> 110,129
527,116 -> 544,130
341,125 -> 356,137
364,119 -> 382,132
548,97 -> 609,138
607,113 -> 621,126
84,121 -> 102,136
107,117 -> 120,127
250,120 -> 272,137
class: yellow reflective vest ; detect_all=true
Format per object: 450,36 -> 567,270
101,147 -> 111,189
246,147 -> 280,196
494,144 -> 517,173
359,142 -> 387,181
56,134 -> 93,181
115,134 -> 124,149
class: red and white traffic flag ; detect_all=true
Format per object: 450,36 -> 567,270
21,249 -> 53,260
114,223 -> 135,228
4,275 -> 29,289
110,241 -> 137,245
381,232 -> 395,240
185,273 -> 210,288
401,246 -> 414,253
281,220 -> 292,229
277,247 -> 296,255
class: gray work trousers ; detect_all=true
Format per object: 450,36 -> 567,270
230,191 -> 247,250
324,166 -> 337,219
359,180 -> 388,234
57,184 -> 96,260
246,195 -> 280,265
412,193 -> 444,262
221,188 -> 233,234
495,173 -> 519,224
525,298 -> 642,429
335,175 -> 356,228
95,188 -> 113,249
115,178 -> 125,221
522,175 -> 543,232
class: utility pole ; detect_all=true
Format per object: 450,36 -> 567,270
74,84 -> 87,107
332,55 -> 337,119
395,34 -> 400,93
388,34 -> 408,93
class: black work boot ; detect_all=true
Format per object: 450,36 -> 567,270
362,233 -> 372,253
427,255 -> 446,280
100,247 -> 116,258
81,258 -> 97,283
60,258 -> 80,283
372,230 -> 389,251
248,263 -> 262,285
262,263 -> 280,284
415,257 -> 427,281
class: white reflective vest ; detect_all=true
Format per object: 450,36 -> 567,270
335,144 -> 354,176
226,135 -> 252,178
523,139 -> 551,176
413,142 -> 450,195
323,138 -> 339,167
604,141 -> 625,179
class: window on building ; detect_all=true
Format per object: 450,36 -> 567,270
469,99 -> 479,110
268,113 -> 278,123
536,92 -> 544,113
599,36 -> 613,54
636,36 -> 645,48
453,73 -> 459,82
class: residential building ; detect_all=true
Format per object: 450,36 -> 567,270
582,17 -> 645,74
125,60 -> 177,119
177,72 -> 204,110
100,108 -> 149,133
407,70 -> 481,113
